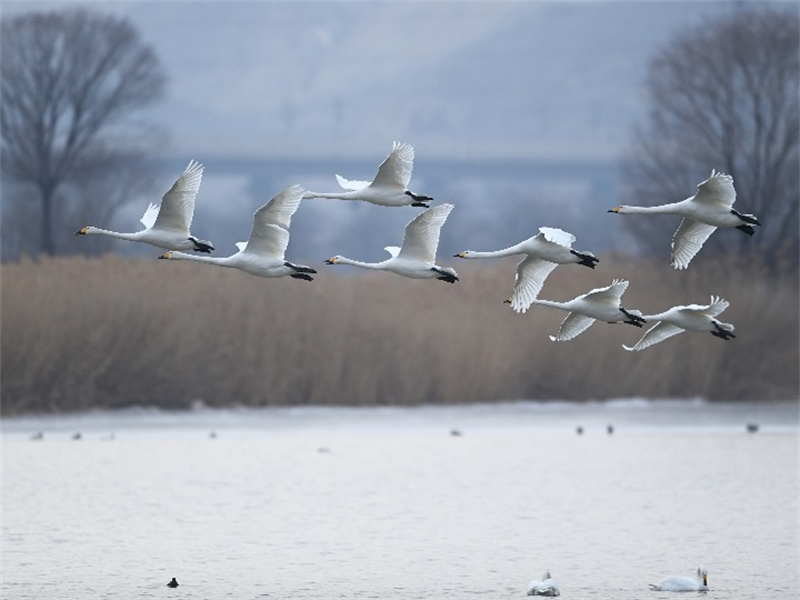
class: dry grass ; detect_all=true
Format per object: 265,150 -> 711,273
2,253 -> 797,414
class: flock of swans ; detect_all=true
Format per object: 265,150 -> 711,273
76,141 -> 760,351
526,566 -> 709,596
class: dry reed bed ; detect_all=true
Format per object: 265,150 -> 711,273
2,253 -> 797,414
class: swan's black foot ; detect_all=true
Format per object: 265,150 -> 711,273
620,308 -> 646,327
571,249 -> 599,269
432,267 -> 458,283
735,224 -> 756,236
405,190 -> 432,207
290,273 -> 314,281
190,236 -> 214,253
286,261 -> 317,274
710,322 -> 736,340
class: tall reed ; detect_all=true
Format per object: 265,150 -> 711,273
2,253 -> 797,414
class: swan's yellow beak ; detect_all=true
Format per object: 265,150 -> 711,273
454,251 -> 467,258
608,207 -> 621,213
75,226 -> 88,235
702,574 -> 707,586
159,251 -> 172,260
325,256 -> 337,265
503,297 -> 512,304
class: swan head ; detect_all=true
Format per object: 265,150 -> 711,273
75,226 -> 92,235
454,251 -> 470,258
158,251 -> 173,260
697,567 -> 708,586
608,206 -> 622,213
325,255 -> 342,265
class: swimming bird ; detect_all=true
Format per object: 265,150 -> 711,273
76,160 -> 214,252
159,185 -> 316,281
167,577 -> 179,588
527,571 -> 560,596
325,203 -> 458,282
649,566 -> 708,592
303,141 -> 432,207
530,279 -> 646,341
608,170 -> 760,269
454,227 -> 598,313
623,296 -> 735,351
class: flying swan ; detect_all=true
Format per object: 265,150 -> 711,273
325,203 -> 458,283
302,141 -> 433,207
454,227 -> 599,313
623,296 -> 735,351
649,566 -> 708,592
527,571 -> 560,597
76,160 -> 214,253
608,170 -> 760,269
159,185 -> 316,281
530,279 -> 646,341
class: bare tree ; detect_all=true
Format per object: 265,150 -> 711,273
1,8 -> 167,257
619,5 -> 799,271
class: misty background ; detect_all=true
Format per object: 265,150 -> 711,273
1,1 -> 759,261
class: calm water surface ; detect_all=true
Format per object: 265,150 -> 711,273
2,400 -> 798,599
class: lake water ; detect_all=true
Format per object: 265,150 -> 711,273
2,400 -> 798,600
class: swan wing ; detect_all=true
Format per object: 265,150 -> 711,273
336,174 -> 369,191
550,312 -> 596,341
671,218 -> 717,270
371,141 -> 414,189
384,246 -> 401,258
153,159 -> 204,233
538,227 -> 576,249
623,321 -> 684,351
583,279 -> 629,304
510,256 -> 559,313
140,203 -> 159,229
242,222 -> 290,259
694,169 -> 736,208
397,203 -> 453,263
254,184 -> 305,231
235,241 -> 248,252
683,295 -> 729,318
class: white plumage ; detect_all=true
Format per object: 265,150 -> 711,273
624,296 -> 735,351
531,279 -> 646,341
303,141 -> 432,207
158,185 -> 316,280
76,160 -> 214,253
609,170 -> 760,269
649,566 -> 708,592
454,227 -> 599,313
325,203 -> 458,282
527,571 -> 560,596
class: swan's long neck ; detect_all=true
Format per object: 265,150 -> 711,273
461,242 -> 528,259
531,298 -> 568,310
303,191 -> 352,200
167,252 -> 230,267
615,203 -> 680,215
336,257 -> 385,270
84,227 -> 141,241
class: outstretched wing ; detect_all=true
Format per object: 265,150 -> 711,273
623,321 -> 685,351
154,160 -> 204,233
538,226 -> 576,249
398,203 -> 453,263
509,256 -> 559,313
140,203 -> 159,229
696,295 -> 730,318
336,174 -> 370,191
253,184 -> 305,231
671,218 -> 717,270
693,170 -> 736,208
583,279 -> 629,304
550,312 -> 596,341
371,141 -> 414,189
242,222 -> 290,259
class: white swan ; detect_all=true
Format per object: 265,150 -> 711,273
624,296 -> 735,351
302,141 -> 432,207
159,185 -> 316,280
325,203 -> 458,282
649,566 -> 708,592
609,170 -> 760,269
530,279 -> 646,341
454,227 -> 599,313
527,571 -> 560,597
76,160 -> 214,252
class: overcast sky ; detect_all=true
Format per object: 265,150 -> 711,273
3,1 -> 778,162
